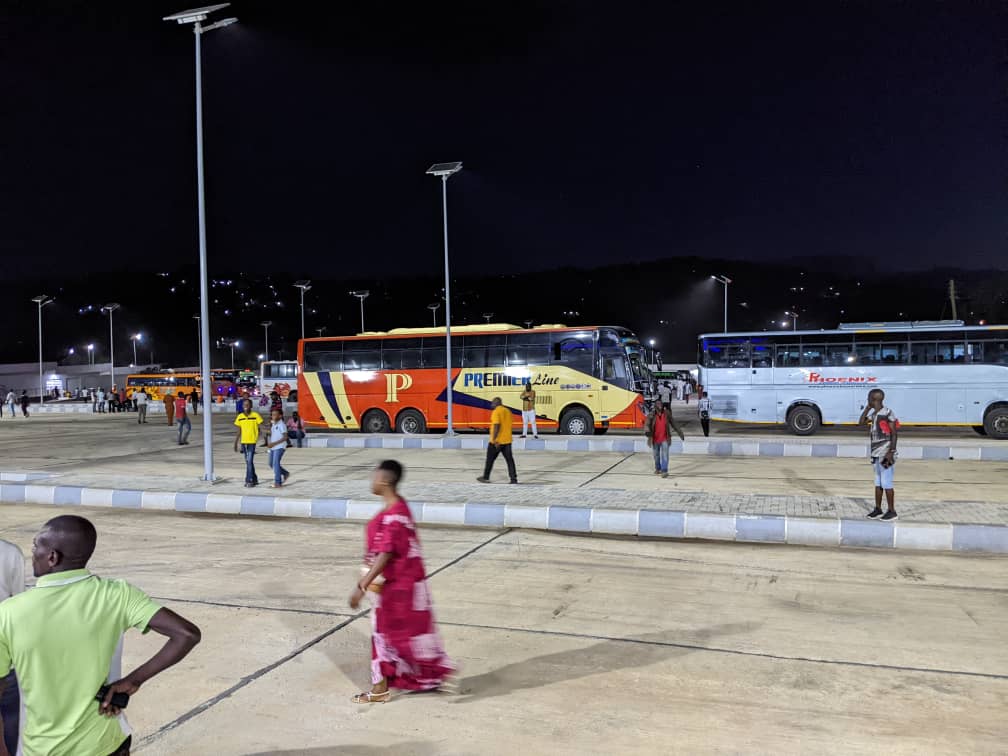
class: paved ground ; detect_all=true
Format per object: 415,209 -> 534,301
1,504 -> 1005,755
2,415 -> 1007,525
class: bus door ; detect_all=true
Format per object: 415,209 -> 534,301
703,338 -> 750,420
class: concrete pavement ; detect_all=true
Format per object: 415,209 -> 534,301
1,415 -> 1007,552
1,504 -> 1005,754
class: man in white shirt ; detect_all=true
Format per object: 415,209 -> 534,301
134,389 -> 149,425
697,391 -> 712,437
0,539 -> 25,755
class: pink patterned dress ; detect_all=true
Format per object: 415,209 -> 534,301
364,498 -> 454,690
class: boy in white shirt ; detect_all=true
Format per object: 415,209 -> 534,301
264,408 -> 290,488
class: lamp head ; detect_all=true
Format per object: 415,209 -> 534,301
426,161 -> 462,178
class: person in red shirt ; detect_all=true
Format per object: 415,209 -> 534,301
644,399 -> 684,479
175,392 -> 191,445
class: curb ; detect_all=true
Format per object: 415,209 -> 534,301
3,483 -> 1006,555
304,435 -> 1008,462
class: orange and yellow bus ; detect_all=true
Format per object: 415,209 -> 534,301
297,324 -> 653,435
125,370 -> 241,402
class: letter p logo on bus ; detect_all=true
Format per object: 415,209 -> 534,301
385,373 -> 413,403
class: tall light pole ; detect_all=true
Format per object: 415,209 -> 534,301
315,326 -> 327,337
482,312 -> 494,324
223,339 -> 239,370
711,275 -> 732,333
164,4 -> 237,482
427,302 -> 440,327
87,343 -> 95,366
32,296 -> 53,403
260,321 -> 272,361
101,304 -> 120,389
350,290 -> 370,333
131,333 -> 143,366
294,280 -> 312,341
426,161 -> 462,435
784,311 -> 799,331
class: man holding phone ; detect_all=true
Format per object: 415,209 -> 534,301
859,388 -> 899,520
0,516 -> 201,756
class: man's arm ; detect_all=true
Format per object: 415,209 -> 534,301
100,608 -> 201,716
886,412 -> 898,455
233,426 -> 242,451
490,419 -> 500,445
858,403 -> 872,426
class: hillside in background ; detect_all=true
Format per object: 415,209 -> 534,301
5,258 -> 1006,367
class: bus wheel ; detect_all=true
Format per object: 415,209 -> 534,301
361,409 -> 391,434
560,407 -> 593,436
972,425 -> 987,436
786,405 -> 820,436
396,409 -> 427,435
983,405 -> 1008,439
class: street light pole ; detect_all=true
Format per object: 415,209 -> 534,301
426,161 -> 462,435
193,315 -> 202,374
785,311 -> 799,331
261,321 -> 272,361
164,5 -> 237,482
712,275 -> 732,333
102,303 -> 120,389
294,281 -> 311,341
131,333 -> 142,366
32,296 -> 52,404
350,290 -> 370,333
427,302 -> 440,327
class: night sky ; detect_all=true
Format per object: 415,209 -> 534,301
4,0 -> 1006,280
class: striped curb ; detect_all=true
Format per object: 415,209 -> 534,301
304,435 -> 1008,461
3,483 -> 1006,554
25,402 -> 295,416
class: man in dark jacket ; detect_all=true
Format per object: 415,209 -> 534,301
644,399 -> 684,478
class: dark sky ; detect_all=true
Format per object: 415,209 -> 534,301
4,0 -> 1006,279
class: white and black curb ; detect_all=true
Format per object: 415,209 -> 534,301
2,483 -> 1005,554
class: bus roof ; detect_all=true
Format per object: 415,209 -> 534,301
699,322 -> 1008,339
301,324 -> 636,342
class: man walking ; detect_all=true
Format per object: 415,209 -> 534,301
18,391 -> 29,418
477,397 -> 518,484
644,399 -> 684,478
175,392 -> 191,445
658,381 -> 673,408
0,539 -> 24,756
234,398 -> 264,487
135,388 -> 148,424
698,391 -> 712,438
4,391 -> 14,418
0,515 -> 201,756
190,388 -> 199,417
859,388 -> 899,521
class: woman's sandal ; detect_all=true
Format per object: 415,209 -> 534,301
352,690 -> 391,704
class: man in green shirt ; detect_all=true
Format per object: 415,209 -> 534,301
0,516 -> 200,756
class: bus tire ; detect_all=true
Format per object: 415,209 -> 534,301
560,407 -> 594,436
361,409 -> 391,434
972,425 -> 987,436
395,409 -> 427,435
786,405 -> 821,436
983,405 -> 1008,440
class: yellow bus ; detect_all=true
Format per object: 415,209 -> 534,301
125,370 -> 242,402
298,323 -> 653,435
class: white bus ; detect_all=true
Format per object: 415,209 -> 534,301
259,360 -> 299,401
697,321 -> 1008,438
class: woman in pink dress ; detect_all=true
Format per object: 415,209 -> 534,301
350,460 -> 455,703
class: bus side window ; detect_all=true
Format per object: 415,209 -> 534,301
752,346 -> 772,368
775,345 -> 800,368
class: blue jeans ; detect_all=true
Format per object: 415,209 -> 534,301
1,670 -> 18,756
177,415 -> 191,444
651,440 -> 670,473
242,443 -> 258,484
288,430 -> 305,448
268,447 -> 289,485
